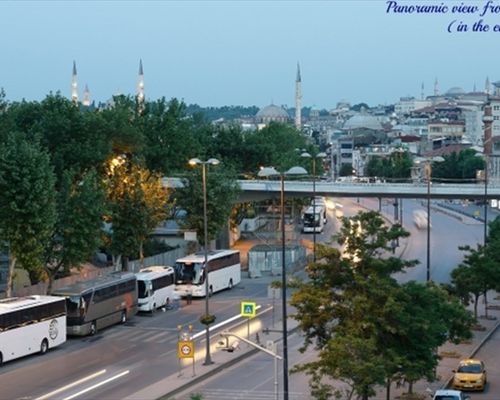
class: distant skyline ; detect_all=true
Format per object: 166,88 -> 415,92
0,1 -> 498,109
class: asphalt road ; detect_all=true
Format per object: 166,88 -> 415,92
0,197 -> 492,400
0,276 -> 277,400
172,198 -> 496,400
465,324 -> 500,400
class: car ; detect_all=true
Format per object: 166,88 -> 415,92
451,358 -> 487,391
432,389 -> 470,400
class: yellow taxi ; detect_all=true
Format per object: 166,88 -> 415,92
452,359 -> 487,391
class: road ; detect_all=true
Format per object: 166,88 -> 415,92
0,277 -> 277,400
0,197 -> 493,400
315,197 -> 484,284
174,198 -> 497,400
467,325 -> 500,399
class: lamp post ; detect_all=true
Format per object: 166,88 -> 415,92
257,165 -> 307,400
484,155 -> 489,245
476,152 -> 489,245
415,156 -> 444,282
188,157 -> 220,366
482,104 -> 493,245
328,143 -> 336,181
300,151 -> 326,262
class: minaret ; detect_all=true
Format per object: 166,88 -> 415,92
71,61 -> 78,104
473,82 -> 477,93
434,77 -> 439,96
485,77 -> 491,95
137,59 -> 145,105
82,84 -> 91,107
421,82 -> 424,100
295,62 -> 302,130
483,104 -> 493,156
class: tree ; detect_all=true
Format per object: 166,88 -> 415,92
364,151 -> 412,180
339,163 -> 354,177
0,133 -> 56,295
44,169 -> 106,293
176,167 -> 239,246
291,211 -> 473,399
241,122 -> 309,173
432,149 -> 484,182
391,281 -> 474,394
106,159 -> 171,270
141,98 -> 201,174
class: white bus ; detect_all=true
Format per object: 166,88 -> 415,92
136,266 -> 176,312
174,250 -> 241,298
0,295 -> 66,365
413,210 -> 430,229
311,197 -> 328,223
302,205 -> 325,233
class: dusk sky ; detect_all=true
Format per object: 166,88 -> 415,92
0,1 -> 498,109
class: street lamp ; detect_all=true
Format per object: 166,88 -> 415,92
328,143 -> 336,181
476,152 -> 489,245
300,151 -> 326,262
414,156 -> 444,282
257,165 -> 307,400
188,157 -> 220,366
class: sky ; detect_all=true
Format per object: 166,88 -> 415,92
0,0 -> 499,109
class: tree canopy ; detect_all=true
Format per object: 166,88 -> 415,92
291,211 -> 473,399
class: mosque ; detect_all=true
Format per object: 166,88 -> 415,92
70,60 -> 303,130
70,59 -> 145,109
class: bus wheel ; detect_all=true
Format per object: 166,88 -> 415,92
90,322 -> 97,336
0,352 -> 3,366
40,339 -> 49,355
151,304 -> 156,314
228,279 -> 233,290
120,311 -> 127,324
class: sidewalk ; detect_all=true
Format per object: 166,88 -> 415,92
121,292 -> 500,400
379,291 -> 500,399
127,202 -> 498,400
123,313 -> 299,400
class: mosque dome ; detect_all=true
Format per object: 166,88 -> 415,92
343,114 -> 383,131
446,87 -> 466,96
256,104 -> 290,121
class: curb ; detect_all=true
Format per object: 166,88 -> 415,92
156,320 -> 301,400
441,318 -> 500,390
158,347 -> 261,400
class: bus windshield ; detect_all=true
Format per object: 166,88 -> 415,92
65,294 -> 91,317
175,262 -> 204,285
303,213 -> 320,226
138,280 -> 148,299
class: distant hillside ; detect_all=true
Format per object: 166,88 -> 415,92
185,104 -> 260,121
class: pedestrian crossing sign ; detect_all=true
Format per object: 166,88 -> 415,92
241,301 -> 257,317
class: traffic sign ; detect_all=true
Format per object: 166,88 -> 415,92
241,301 -> 257,317
178,340 -> 194,359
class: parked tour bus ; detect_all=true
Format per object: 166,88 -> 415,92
135,266 -> 176,312
174,250 -> 241,298
0,295 -> 66,365
52,272 -> 138,336
302,205 -> 325,233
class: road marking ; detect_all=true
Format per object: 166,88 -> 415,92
34,369 -> 107,400
144,331 -> 169,342
191,305 -> 264,340
62,370 -> 130,400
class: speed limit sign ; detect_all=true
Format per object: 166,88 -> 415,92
178,340 -> 194,359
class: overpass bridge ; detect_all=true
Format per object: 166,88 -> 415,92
163,178 -> 500,202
